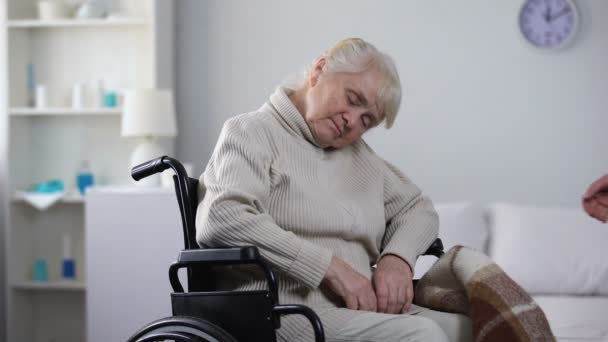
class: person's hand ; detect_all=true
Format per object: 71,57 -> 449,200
323,256 -> 377,311
583,174 -> 608,223
372,254 -> 414,314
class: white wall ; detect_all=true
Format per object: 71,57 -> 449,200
0,0 -> 7,338
175,0 -> 608,207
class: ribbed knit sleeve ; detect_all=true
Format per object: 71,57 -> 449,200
196,117 -> 333,289
379,160 -> 439,271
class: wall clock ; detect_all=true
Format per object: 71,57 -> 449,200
519,0 -> 579,49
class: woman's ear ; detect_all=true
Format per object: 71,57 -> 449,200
308,57 -> 326,87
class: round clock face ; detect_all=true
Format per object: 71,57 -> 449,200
519,0 -> 579,49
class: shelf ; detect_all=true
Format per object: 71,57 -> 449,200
7,18 -> 147,29
9,107 -> 121,116
12,281 -> 85,291
3,2 -> 171,341
12,191 -> 84,204
89,186 -> 174,195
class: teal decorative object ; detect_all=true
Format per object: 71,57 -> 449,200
33,180 -> 64,193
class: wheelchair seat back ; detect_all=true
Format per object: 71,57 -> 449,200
171,173 -> 280,341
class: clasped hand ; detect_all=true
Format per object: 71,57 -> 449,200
323,254 -> 413,314
583,174 -> 608,223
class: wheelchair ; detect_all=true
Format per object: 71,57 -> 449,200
126,156 -> 445,342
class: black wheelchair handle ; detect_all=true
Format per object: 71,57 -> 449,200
273,305 -> 325,342
131,157 -> 197,252
131,156 -> 170,181
131,156 -> 191,182
134,156 -> 196,250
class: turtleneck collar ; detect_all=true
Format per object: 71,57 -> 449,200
267,86 -> 323,148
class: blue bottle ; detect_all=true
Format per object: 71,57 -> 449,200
62,234 -> 76,280
77,160 -> 94,194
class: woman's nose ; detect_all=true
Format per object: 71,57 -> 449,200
341,111 -> 361,129
339,112 -> 351,130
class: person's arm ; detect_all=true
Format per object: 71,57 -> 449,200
379,161 -> 439,269
196,118 -> 332,289
583,174 -> 608,223
373,160 -> 438,314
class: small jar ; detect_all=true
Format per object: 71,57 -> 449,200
76,160 -> 95,194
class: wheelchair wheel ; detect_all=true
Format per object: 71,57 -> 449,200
127,316 -> 238,342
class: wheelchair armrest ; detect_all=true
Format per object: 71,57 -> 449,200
169,246 -> 279,305
422,238 -> 444,258
413,238 -> 444,288
177,246 -> 261,264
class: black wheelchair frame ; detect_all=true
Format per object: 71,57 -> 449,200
126,156 -> 444,342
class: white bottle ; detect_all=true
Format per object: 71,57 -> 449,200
35,84 -> 47,108
72,83 -> 84,109
90,79 -> 104,108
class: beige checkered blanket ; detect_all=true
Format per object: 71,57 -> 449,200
414,246 -> 555,341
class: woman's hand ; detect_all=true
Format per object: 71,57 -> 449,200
372,254 -> 414,314
323,256 -> 377,311
583,174 -> 608,223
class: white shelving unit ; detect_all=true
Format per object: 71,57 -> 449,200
0,1 -> 175,341
7,18 -> 147,28
9,107 -> 122,116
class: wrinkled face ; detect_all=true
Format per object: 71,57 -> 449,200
304,61 -> 385,149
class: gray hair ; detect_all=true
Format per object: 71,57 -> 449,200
283,38 -> 402,128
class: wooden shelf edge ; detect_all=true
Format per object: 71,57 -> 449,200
12,281 -> 86,291
9,107 -> 121,116
12,191 -> 85,204
7,18 -> 148,28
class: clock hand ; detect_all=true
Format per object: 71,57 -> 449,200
544,5 -> 551,22
549,7 -> 571,22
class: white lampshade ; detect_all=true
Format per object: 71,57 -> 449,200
121,89 -> 177,137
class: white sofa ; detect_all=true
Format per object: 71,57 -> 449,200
415,202 -> 608,342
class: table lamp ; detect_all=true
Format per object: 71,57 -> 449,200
122,89 -> 177,186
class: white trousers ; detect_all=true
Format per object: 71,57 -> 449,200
330,304 -> 473,342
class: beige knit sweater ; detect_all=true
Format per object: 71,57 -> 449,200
196,87 -> 439,340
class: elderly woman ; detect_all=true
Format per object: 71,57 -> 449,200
197,38 -> 472,342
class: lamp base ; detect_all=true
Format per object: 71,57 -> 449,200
130,138 -> 165,187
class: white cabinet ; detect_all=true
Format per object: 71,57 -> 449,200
85,187 -> 183,342
0,1 -> 175,341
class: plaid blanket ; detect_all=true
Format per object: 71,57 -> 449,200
413,246 -> 555,341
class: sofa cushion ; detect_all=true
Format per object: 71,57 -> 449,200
415,202 -> 488,277
488,203 -> 608,295
533,295 -> 608,341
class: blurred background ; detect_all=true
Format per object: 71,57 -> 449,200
0,0 -> 606,341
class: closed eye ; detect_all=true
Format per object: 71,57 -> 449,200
347,92 -> 359,106
361,114 -> 372,128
